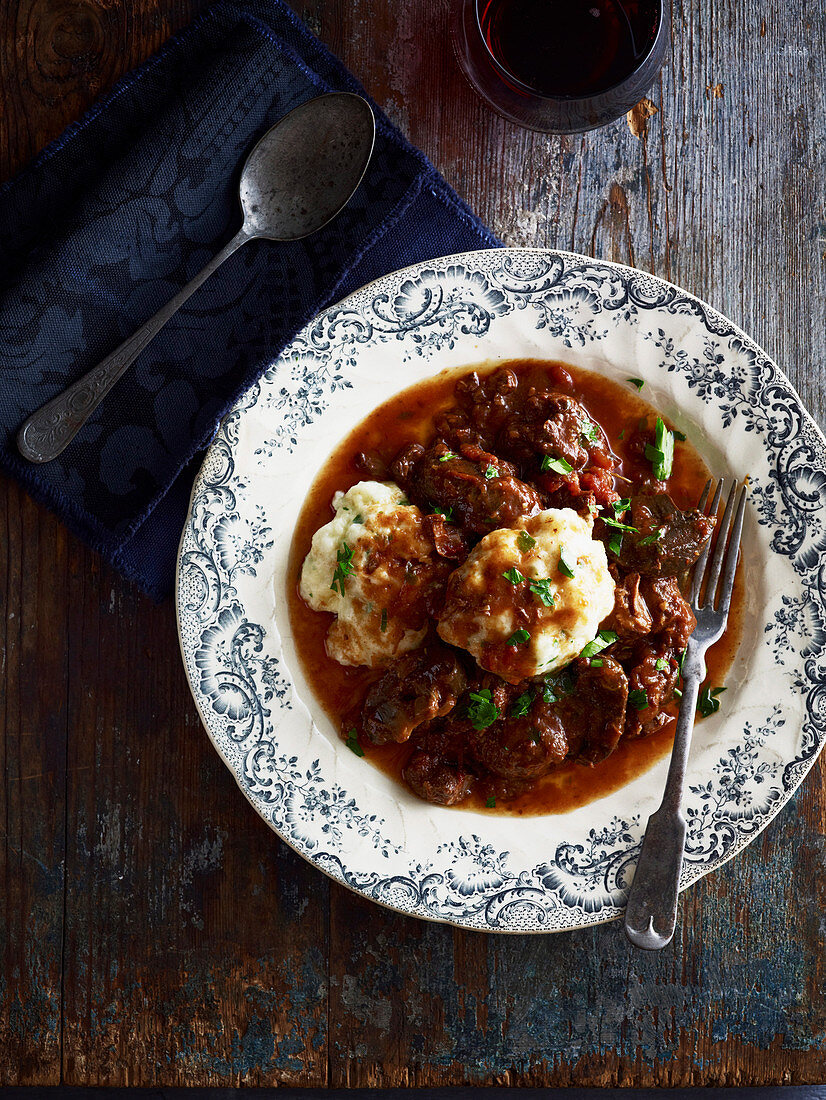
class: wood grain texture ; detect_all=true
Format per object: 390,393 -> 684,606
1,0 -> 826,1087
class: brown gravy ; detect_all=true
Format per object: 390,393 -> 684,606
287,360 -> 743,815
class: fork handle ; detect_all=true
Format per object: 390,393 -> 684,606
623,653 -> 703,949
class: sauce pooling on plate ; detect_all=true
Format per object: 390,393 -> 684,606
288,361 -> 743,815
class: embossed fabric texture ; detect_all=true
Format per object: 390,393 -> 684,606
0,0 -> 498,598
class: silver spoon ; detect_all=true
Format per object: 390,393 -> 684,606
17,92 -> 376,464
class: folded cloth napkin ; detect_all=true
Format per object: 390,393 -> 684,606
0,0 -> 498,598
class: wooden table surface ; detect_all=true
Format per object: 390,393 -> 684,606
2,0 -> 826,1087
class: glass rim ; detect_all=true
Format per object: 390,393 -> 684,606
473,0 -> 666,104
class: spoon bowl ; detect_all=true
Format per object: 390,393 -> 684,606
17,92 -> 376,464
240,92 -> 375,240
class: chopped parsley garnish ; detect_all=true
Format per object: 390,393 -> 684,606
352,514 -> 364,524
613,497 -> 632,517
511,692 -> 533,718
484,465 -> 497,479
639,526 -> 664,546
380,608 -> 388,632
543,670 -> 574,703
580,629 -> 618,660
438,450 -> 458,462
580,417 -> 599,444
629,689 -> 649,710
618,429 -> 625,440
517,530 -> 536,552
557,548 -> 576,578
674,429 -> 687,442
468,689 -> 500,730
673,687 -> 683,699
698,685 -> 727,717
330,541 -> 355,595
541,454 -> 574,475
528,578 -> 555,607
502,567 -> 526,585
399,498 -> 412,506
507,628 -> 531,646
645,417 -> 674,480
655,657 -> 668,671
346,729 -> 364,757
607,531 -> 624,557
485,795 -> 497,808
590,658 -> 605,667
430,503 -> 454,522
603,516 -> 638,533
627,377 -> 645,390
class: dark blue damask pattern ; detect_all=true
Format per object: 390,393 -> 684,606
0,0 -> 498,597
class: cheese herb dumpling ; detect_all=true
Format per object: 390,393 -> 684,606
436,508 -> 615,684
299,481 -> 450,668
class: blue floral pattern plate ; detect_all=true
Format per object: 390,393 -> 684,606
175,249 -> 826,932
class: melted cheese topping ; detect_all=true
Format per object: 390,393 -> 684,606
436,508 -> 615,683
299,481 -> 439,668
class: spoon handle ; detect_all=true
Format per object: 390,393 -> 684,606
17,228 -> 250,463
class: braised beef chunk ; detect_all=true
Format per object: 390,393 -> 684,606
359,645 -> 467,745
566,657 -> 630,765
468,697 -> 570,781
389,443 -> 425,488
617,494 -> 714,575
497,390 -> 593,468
603,572 -> 653,649
422,514 -> 470,560
640,576 -> 696,651
409,440 -> 543,534
403,750 -> 474,806
626,652 -> 680,738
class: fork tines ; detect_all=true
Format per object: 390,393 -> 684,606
691,479 -> 747,614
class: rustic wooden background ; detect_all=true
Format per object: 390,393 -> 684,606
2,0 -> 826,1087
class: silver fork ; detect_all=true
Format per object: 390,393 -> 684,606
624,479 -> 747,950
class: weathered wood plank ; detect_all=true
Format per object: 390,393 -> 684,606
0,482 -> 68,1085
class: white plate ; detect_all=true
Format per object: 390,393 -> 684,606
176,248 -> 826,932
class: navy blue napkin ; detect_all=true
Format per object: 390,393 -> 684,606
0,0 -> 498,598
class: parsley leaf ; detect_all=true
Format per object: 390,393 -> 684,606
603,516 -> 638,533
430,503 -> 454,522
517,530 -> 536,552
438,450 -> 458,462
485,795 -> 497,808
607,531 -> 624,557
580,417 -> 599,444
484,465 -> 497,480
380,608 -> 388,632
468,689 -> 500,730
627,378 -> 645,390
330,541 -> 355,595
613,497 -> 632,517
528,578 -> 555,607
502,567 -> 525,585
698,685 -> 727,717
541,454 -> 574,475
673,429 -> 687,442
579,629 -> 618,660
629,689 -> 649,710
542,670 -> 574,704
352,514 -> 364,524
558,549 -> 576,578
638,526 -> 664,546
346,729 -> 364,757
511,692 -> 533,718
644,417 -> 674,480
507,628 -> 531,646
655,657 -> 668,671
590,658 -> 605,667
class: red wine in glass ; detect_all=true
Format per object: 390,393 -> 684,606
451,0 -> 668,132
